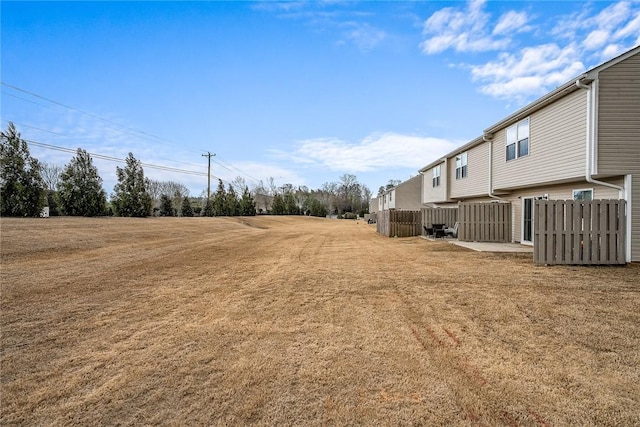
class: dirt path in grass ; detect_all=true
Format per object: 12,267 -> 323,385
1,216 -> 639,425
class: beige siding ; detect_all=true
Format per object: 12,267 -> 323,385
449,142 -> 490,199
493,90 -> 587,191
421,165 -> 447,204
388,189 -> 396,209
394,175 -> 423,210
597,51 -> 640,175
501,179 -> 623,243
597,52 -> 640,262
369,197 -> 378,214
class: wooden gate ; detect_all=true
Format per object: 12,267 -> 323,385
458,202 -> 511,242
377,210 -> 421,237
534,199 -> 626,265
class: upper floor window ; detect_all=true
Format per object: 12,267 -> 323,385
573,189 -> 593,201
432,165 -> 441,187
506,118 -> 529,161
455,152 -> 467,179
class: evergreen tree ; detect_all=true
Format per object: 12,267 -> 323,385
0,122 -> 45,217
57,148 -> 107,216
226,184 -> 239,216
271,193 -> 285,215
181,196 -> 194,217
239,186 -> 256,216
308,198 -> 328,217
159,194 -> 174,216
212,179 -> 226,216
202,198 -> 214,217
284,192 -> 299,215
111,153 -> 152,217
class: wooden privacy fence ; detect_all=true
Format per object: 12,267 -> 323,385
377,210 -> 421,237
458,202 -> 511,242
534,199 -> 626,265
422,208 -> 458,232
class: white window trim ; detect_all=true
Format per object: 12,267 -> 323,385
506,117 -> 530,161
572,188 -> 594,200
455,152 -> 468,180
432,165 -> 441,187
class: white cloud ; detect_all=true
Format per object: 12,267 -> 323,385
592,1 -> 632,31
278,132 -> 459,172
426,0 -> 640,105
614,11 -> 640,38
493,10 -> 531,36
420,0 -> 523,54
471,44 -> 584,103
341,22 -> 386,52
584,29 -> 610,50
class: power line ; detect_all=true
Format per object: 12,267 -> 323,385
213,154 -> 262,184
2,84 -> 263,185
25,139 -> 218,179
2,119 -> 211,173
1,82 -> 207,154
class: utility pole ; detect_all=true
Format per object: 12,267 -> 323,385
202,152 -> 215,199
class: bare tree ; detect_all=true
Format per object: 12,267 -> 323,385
231,176 -> 247,194
268,177 -> 278,196
41,162 -> 62,192
146,179 -> 163,204
146,179 -> 189,214
251,180 -> 269,197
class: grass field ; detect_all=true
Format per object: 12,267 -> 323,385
1,216 -> 639,426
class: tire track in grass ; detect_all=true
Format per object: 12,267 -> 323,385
397,289 -> 549,427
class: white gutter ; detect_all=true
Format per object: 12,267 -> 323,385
575,78 -> 624,195
484,134 -> 500,200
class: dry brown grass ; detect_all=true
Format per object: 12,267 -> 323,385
1,216 -> 639,426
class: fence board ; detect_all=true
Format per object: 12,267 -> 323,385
377,210 -> 421,237
457,202 -> 511,242
421,208 -> 458,235
534,199 -> 626,265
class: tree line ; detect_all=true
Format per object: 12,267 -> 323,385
1,123 -> 372,218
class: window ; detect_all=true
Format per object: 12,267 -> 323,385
506,118 -> 529,161
455,152 -> 467,179
573,189 -> 593,201
432,165 -> 441,187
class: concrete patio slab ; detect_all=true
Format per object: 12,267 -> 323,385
449,240 -> 533,253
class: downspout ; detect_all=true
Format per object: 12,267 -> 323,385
576,78 -> 630,262
575,78 -> 624,195
484,134 -> 500,199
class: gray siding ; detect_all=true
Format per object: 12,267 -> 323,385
597,52 -> 640,262
493,90 -> 587,190
449,142 -> 490,199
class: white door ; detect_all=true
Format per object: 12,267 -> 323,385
522,197 -> 534,245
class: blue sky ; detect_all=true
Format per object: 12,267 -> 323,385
2,1 -> 639,196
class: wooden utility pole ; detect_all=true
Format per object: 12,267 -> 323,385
202,152 -> 215,199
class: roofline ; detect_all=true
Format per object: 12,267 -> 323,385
380,174 -> 421,194
417,45 -> 640,174
483,44 -> 640,135
483,77 -> 585,135
418,136 -> 484,172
